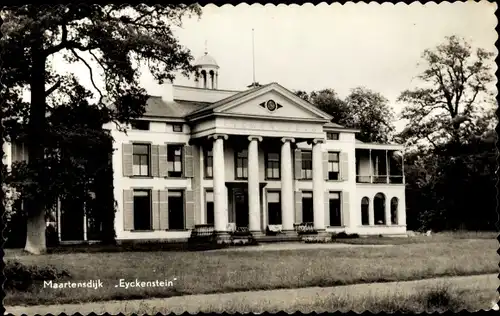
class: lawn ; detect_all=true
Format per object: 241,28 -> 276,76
4,235 -> 498,306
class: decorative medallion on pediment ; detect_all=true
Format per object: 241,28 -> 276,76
259,99 -> 283,113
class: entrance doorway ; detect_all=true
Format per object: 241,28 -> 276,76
233,188 -> 249,228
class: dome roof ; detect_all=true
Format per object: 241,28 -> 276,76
194,52 -> 219,68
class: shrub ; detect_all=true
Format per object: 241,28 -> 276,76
418,284 -> 461,312
4,260 -> 71,291
331,232 -> 360,240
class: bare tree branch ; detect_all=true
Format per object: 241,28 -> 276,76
69,48 -> 104,105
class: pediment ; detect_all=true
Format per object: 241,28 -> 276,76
215,83 -> 332,121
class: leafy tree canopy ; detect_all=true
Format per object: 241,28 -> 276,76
296,87 -> 396,143
397,35 -> 496,151
1,4 -> 202,254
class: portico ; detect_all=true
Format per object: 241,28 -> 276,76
200,133 -> 330,239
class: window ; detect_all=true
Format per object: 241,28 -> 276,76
205,149 -> 213,179
131,120 -> 150,131
235,149 -> 248,179
327,152 -> 340,180
361,197 -> 370,225
374,193 -> 386,225
329,192 -> 342,227
266,152 -> 280,179
267,192 -> 281,225
391,197 -> 398,225
302,191 -> 314,223
326,132 -> 339,140
168,190 -> 184,230
167,145 -> 183,177
301,151 -> 312,179
172,124 -> 183,132
132,144 -> 150,176
205,190 -> 214,225
133,190 -> 152,230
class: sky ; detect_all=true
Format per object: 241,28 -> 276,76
54,1 -> 498,132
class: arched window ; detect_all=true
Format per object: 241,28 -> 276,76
200,70 -> 207,88
374,193 -> 386,225
209,70 -> 215,89
361,197 -> 369,225
390,197 -> 398,225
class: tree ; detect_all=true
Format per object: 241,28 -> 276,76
344,87 -> 395,143
0,4 -> 201,254
397,35 -> 495,151
397,36 -> 497,231
296,87 -> 396,143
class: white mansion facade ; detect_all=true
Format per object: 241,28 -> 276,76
3,52 -> 407,243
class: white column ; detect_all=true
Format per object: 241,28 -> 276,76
385,197 -> 391,226
211,134 -> 228,232
368,199 -> 375,226
312,139 -> 325,231
369,149 -> 372,183
281,137 -> 295,231
248,136 -> 262,232
386,150 -> 390,184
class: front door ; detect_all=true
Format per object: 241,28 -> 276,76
233,188 -> 249,228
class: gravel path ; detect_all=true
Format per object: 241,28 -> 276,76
6,274 -> 497,315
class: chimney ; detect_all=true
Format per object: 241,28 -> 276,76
159,82 -> 174,103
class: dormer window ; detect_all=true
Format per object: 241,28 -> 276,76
131,120 -> 150,131
326,132 -> 339,140
172,124 -> 183,133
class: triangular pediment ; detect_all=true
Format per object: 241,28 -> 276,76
213,83 -> 332,121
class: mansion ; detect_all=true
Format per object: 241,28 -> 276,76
3,52 -> 407,244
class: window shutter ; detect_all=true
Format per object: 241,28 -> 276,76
159,145 -> 168,177
152,190 -> 160,230
294,149 -> 302,180
323,151 -> 329,180
324,191 -> 330,227
159,190 -> 169,230
123,190 -> 134,230
183,145 -> 194,178
185,190 -> 195,229
340,152 -> 349,181
294,191 -> 302,224
342,191 -> 350,227
122,144 -> 133,177
151,145 -> 159,177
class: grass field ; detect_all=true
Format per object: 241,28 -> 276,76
4,234 -> 497,307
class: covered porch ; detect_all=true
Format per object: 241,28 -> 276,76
355,143 -> 405,185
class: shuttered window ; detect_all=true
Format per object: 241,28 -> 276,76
205,190 -> 214,225
133,144 -> 150,176
301,151 -> 312,180
302,191 -> 314,223
167,145 -> 183,177
266,152 -> 280,180
328,152 -> 340,180
235,149 -> 248,179
328,192 -> 341,227
133,190 -> 152,230
267,191 -> 281,225
168,190 -> 184,229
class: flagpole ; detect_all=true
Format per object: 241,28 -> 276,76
252,28 -> 256,86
